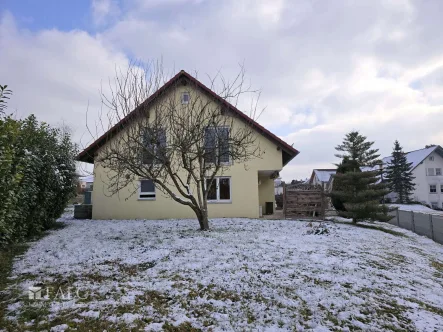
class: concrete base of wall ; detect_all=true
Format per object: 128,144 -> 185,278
74,204 -> 92,219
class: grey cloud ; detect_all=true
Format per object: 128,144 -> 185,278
2,0 -> 443,181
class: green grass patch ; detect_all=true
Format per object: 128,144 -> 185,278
354,223 -> 406,237
406,297 -> 443,317
332,219 -> 406,237
163,321 -> 201,331
0,243 -> 30,329
0,243 -> 29,292
431,260 -> 443,272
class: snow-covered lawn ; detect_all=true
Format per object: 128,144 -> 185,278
3,213 -> 443,331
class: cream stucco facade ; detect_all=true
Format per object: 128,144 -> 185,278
82,71 -> 298,220
91,129 -> 283,220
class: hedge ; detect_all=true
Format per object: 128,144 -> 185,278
0,114 -> 77,246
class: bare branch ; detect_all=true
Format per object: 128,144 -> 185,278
91,61 -> 264,230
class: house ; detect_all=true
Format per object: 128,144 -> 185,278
77,70 -> 299,220
309,169 -> 336,192
380,145 -> 443,208
79,175 -> 94,191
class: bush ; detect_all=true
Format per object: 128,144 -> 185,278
0,114 -> 77,246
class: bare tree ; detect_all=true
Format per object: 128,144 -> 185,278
90,61 -> 263,230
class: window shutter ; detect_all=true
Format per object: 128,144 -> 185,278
218,127 -> 230,163
204,128 -> 216,163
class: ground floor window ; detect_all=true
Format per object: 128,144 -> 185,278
139,179 -> 156,200
206,177 -> 231,202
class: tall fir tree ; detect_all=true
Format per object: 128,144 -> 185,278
330,131 -> 389,223
331,156 -> 360,212
385,140 -> 415,203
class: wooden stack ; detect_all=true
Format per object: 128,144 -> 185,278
283,184 -> 325,220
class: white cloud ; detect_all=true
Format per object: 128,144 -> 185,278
91,0 -> 120,26
0,12 -> 129,150
2,0 -> 443,182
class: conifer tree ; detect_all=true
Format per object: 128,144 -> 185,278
331,156 -> 360,212
385,140 -> 415,203
330,131 -> 389,223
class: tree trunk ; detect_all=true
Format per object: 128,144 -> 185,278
198,208 -> 210,231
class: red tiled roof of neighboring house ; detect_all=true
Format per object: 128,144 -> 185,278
77,70 -> 299,165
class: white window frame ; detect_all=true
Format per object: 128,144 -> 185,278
430,184 -> 437,193
139,179 -> 156,200
181,92 -> 190,105
428,168 -> 435,176
436,168 -> 442,176
429,156 -> 435,161
205,126 -> 231,166
206,177 -> 232,203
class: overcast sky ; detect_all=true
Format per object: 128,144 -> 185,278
1,0 -> 443,181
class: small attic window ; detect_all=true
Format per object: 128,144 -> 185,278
181,92 -> 190,105
429,156 -> 434,161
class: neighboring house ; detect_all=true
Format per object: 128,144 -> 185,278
308,146 -> 443,209
274,177 -> 284,195
309,169 -> 336,192
77,70 -> 299,220
79,175 -> 94,191
380,145 -> 443,208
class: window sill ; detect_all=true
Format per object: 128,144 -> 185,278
208,200 -> 232,204
138,198 -> 156,201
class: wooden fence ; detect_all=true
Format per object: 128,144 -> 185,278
283,183 -> 326,220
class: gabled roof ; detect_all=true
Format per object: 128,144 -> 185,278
309,169 -> 336,184
381,145 -> 443,170
77,70 -> 299,165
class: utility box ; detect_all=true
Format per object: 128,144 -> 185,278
74,204 -> 92,219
